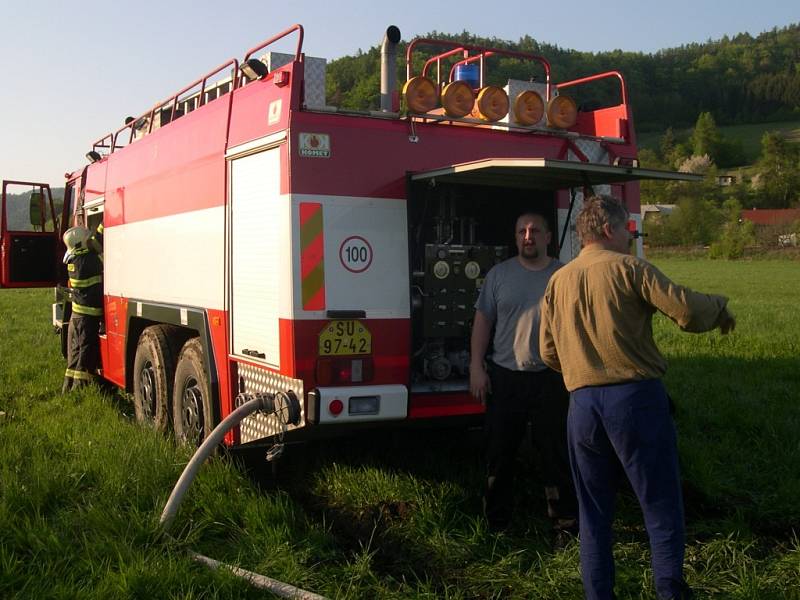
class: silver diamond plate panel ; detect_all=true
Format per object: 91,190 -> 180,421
262,52 -> 328,109
236,362 -> 305,444
572,138 -> 609,164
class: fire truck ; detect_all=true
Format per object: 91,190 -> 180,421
1,25 -> 696,448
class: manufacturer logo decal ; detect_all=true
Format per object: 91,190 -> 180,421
299,133 -> 331,158
268,100 -> 282,125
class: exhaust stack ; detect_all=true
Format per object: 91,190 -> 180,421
380,25 -> 401,112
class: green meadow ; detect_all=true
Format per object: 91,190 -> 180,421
1,258 -> 798,599
637,119 -> 800,165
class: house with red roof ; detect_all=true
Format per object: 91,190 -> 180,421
740,208 -> 800,226
740,208 -> 800,247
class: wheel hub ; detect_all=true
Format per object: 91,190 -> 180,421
180,377 -> 204,442
139,360 -> 156,419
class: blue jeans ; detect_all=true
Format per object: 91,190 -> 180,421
568,379 -> 688,600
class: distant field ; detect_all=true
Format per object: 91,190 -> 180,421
638,119 -> 800,165
1,259 -> 799,599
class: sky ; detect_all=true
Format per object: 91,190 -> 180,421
1,0 -> 797,187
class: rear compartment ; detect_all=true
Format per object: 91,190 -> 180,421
407,179 -> 558,394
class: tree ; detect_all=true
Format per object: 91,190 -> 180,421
678,154 -> 713,174
657,127 -> 691,169
671,198 -> 724,246
690,112 -> 722,160
645,192 -> 724,248
709,199 -> 756,258
660,127 -> 676,161
752,132 -> 800,208
715,136 -> 747,168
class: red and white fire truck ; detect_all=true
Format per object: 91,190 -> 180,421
0,25 -> 696,448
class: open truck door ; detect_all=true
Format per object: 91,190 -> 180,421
0,180 -> 61,288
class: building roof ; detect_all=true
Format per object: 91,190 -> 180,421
740,208 -> 800,225
641,204 -> 676,215
640,204 -> 676,218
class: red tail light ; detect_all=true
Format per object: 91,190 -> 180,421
315,357 -> 374,385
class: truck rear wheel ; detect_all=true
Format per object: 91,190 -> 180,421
172,337 -> 214,447
132,325 -> 176,431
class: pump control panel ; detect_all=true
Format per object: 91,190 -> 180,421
422,243 -> 507,338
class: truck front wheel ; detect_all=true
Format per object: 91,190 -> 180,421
172,337 -> 214,447
132,326 -> 176,431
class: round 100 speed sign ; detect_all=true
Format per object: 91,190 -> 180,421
339,236 -> 373,273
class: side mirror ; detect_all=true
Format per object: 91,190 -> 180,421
29,191 -> 44,227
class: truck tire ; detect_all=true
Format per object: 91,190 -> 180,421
132,326 -> 176,432
172,337 -> 214,447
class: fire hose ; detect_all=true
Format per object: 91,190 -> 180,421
160,391 -> 328,600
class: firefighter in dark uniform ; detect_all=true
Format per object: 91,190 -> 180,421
62,226 -> 103,392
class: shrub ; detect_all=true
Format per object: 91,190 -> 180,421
709,199 -> 756,258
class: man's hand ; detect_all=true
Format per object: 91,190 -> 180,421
470,363 -> 491,405
719,308 -> 736,335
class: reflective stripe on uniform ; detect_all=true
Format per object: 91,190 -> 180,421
69,275 -> 103,288
65,368 -> 94,381
72,303 -> 103,316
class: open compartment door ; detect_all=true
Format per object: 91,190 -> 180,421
412,157 -> 702,258
0,180 -> 61,288
410,157 -> 702,189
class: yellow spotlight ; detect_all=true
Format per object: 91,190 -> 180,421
402,76 -> 438,113
441,80 -> 475,118
513,90 -> 544,126
473,86 -> 509,122
546,94 -> 578,129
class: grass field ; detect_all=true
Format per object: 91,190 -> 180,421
1,258 -> 799,599
638,120 -> 800,165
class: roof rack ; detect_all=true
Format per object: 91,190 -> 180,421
90,24 -> 305,156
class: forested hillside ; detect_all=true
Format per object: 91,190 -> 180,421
326,24 -> 800,133
2,189 -> 64,231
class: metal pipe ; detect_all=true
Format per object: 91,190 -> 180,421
380,25 -> 401,112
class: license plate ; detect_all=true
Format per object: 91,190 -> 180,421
318,320 -> 372,356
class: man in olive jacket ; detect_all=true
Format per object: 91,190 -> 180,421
540,195 -> 735,600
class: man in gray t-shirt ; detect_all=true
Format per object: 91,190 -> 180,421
470,212 -> 576,536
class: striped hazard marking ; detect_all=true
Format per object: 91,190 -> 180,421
300,202 -> 325,310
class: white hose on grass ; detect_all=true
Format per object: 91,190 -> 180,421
160,392 -> 327,600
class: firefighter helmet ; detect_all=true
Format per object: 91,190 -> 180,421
63,226 -> 91,262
